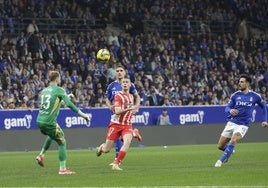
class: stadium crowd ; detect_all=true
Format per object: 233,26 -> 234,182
0,0 -> 267,110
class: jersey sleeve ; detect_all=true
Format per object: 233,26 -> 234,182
104,83 -> 112,100
113,94 -> 122,108
58,87 -> 79,113
129,83 -> 138,95
225,93 -> 236,113
256,95 -> 268,122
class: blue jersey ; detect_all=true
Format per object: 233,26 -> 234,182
225,90 -> 267,126
104,80 -> 138,103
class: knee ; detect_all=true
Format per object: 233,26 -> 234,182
230,139 -> 238,145
102,144 -> 111,153
217,144 -> 225,151
230,133 -> 241,144
57,139 -> 66,146
102,148 -> 110,153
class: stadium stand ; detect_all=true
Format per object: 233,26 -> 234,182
0,0 -> 267,109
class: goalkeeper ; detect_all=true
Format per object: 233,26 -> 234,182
35,71 -> 89,175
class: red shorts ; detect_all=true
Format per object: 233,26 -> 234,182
106,122 -> 133,141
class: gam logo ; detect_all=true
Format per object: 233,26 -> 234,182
132,112 -> 150,125
65,113 -> 92,128
4,115 -> 32,130
179,111 -> 204,125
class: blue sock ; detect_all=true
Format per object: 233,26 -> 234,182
115,139 -> 123,158
220,143 -> 235,162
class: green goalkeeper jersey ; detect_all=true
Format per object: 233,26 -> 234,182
37,84 -> 79,126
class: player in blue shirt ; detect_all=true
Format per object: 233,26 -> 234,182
105,64 -> 142,163
215,74 -> 268,167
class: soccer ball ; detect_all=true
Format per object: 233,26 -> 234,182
96,49 -> 110,62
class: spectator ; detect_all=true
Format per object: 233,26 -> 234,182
148,89 -> 162,106
0,0 -> 267,109
108,31 -> 119,46
157,108 -> 172,125
134,55 -> 145,72
26,20 -> 39,35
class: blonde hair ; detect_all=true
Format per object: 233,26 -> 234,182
48,71 -> 60,82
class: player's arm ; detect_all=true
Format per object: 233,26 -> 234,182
132,93 -> 140,114
61,91 -> 89,122
257,99 -> 268,127
62,93 -> 79,112
68,93 -> 75,99
114,105 -> 136,115
61,93 -> 75,105
104,84 -> 114,110
105,97 -> 114,110
114,94 -> 136,115
133,92 -> 141,108
225,94 -> 238,116
130,83 -> 140,113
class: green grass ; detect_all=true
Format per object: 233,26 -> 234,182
0,143 -> 268,187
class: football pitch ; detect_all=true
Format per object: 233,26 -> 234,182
0,142 -> 267,187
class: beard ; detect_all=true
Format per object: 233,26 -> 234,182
239,86 -> 246,91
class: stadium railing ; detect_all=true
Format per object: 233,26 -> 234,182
3,17 -> 267,39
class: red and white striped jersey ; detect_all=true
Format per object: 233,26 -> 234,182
110,91 -> 134,126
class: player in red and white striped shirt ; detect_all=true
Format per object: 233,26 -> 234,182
96,77 -> 139,170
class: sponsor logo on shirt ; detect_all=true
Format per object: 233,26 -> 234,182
236,101 -> 253,106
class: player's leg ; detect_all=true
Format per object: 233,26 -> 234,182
133,128 -> 142,142
36,136 -> 53,167
109,139 -> 121,166
103,139 -> 115,152
40,136 -> 53,155
216,122 -> 233,150
111,127 -> 133,170
116,133 -> 132,161
217,136 -> 230,151
36,124 -> 53,167
109,138 -> 123,166
111,133 -> 132,170
97,125 -> 119,157
215,124 -> 248,167
54,124 -> 75,174
97,139 -> 115,156
115,138 -> 123,158
215,122 -> 233,167
219,132 -> 242,163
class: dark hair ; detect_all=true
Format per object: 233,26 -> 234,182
239,74 -> 251,84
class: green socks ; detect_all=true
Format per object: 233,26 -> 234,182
59,142 -> 67,170
40,137 -> 53,155
40,137 -> 68,170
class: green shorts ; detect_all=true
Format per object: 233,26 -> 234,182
37,122 -> 65,144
